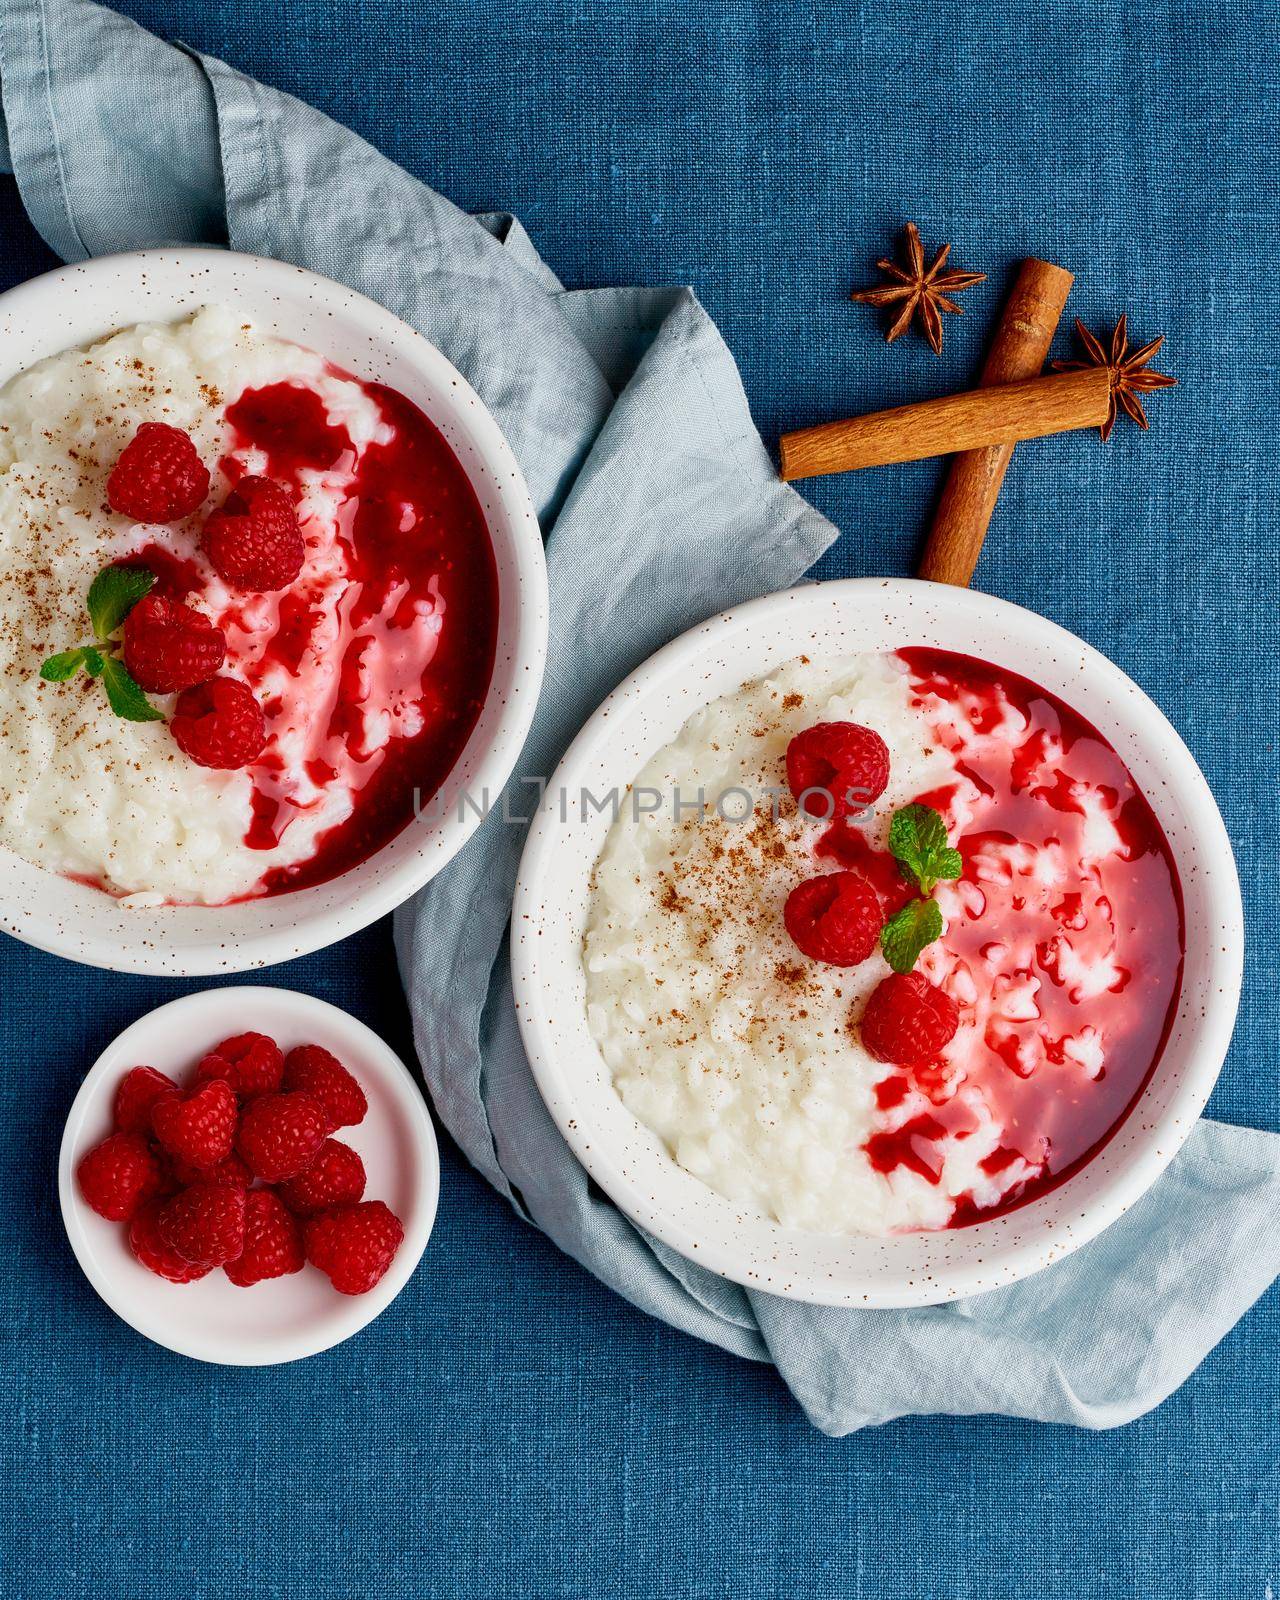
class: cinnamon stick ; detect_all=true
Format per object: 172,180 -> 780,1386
778,367 -> 1109,481
918,259 -> 1076,585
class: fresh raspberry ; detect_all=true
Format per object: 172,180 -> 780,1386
281,1045 -> 368,1132
158,1183 -> 247,1267
859,972 -> 960,1065
786,722 -> 891,819
129,1198 -> 214,1283
194,1032 -> 284,1100
76,1132 -> 162,1221
113,1065 -> 179,1135
784,872 -> 882,966
278,1138 -> 366,1217
236,1091 -> 328,1182
106,422 -> 211,524
304,1200 -> 405,1296
121,595 -> 226,693
203,476 -> 304,592
170,675 -> 266,769
149,1147 -> 184,1197
162,1149 -> 252,1191
224,1190 -> 305,1287
150,1078 -> 238,1170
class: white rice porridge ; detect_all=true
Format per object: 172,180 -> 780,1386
583,653 -> 982,1233
583,641 -> 1185,1237
0,307 -> 416,904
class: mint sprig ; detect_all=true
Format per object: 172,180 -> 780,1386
100,655 -> 165,722
87,565 -> 154,639
40,647 -> 103,682
39,564 -> 163,723
880,897 -> 944,975
889,802 -> 964,896
878,802 -> 962,973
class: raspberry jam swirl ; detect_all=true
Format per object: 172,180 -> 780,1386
208,377 -> 498,895
834,648 -> 1185,1226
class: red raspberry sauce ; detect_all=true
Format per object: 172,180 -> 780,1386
220,375 -> 498,895
856,648 -> 1184,1227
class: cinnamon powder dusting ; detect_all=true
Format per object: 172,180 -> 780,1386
633,732 -> 828,1046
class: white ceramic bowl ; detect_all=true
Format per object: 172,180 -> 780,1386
59,987 -> 439,1363
512,578 -> 1244,1307
0,249 -> 547,974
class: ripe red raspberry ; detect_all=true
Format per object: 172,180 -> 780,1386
236,1091 -> 328,1182
162,1149 -> 252,1191
784,872 -> 882,966
277,1138 -> 366,1217
281,1045 -> 368,1132
77,1132 -> 162,1221
786,722 -> 891,820
113,1065 -> 179,1135
150,1078 -> 238,1171
225,1190 -> 305,1287
859,972 -> 960,1065
158,1183 -> 247,1267
121,595 -> 226,693
149,1149 -> 184,1197
129,1197 -> 214,1283
194,1032 -> 284,1100
203,475 -> 304,592
304,1200 -> 405,1296
106,422 -> 211,523
171,675 -> 266,769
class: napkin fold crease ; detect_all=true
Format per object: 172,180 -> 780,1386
2,0 -> 1276,1435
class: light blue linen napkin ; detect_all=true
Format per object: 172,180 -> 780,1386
3,0 -> 1277,1435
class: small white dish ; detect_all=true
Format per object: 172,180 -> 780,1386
512,578 -> 1244,1308
59,987 -> 439,1364
0,248 -> 548,975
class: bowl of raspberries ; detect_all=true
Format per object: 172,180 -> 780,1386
59,987 -> 438,1363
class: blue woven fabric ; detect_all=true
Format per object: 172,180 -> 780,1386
6,0 -> 1275,1437
0,0 -> 1277,1592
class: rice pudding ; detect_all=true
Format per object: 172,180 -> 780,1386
582,649 -> 1183,1235
0,307 -> 496,904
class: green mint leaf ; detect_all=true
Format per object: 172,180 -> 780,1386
889,803 -> 963,895
82,648 -> 106,678
87,564 -> 154,640
39,648 -> 89,682
99,656 -> 165,723
935,846 -> 964,882
880,897 -> 944,975
889,803 -> 949,875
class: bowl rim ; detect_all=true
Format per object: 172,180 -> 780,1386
0,247 -> 548,975
58,986 -> 440,1364
511,577 -> 1245,1306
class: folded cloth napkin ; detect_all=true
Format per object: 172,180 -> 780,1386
4,0 -> 1278,1436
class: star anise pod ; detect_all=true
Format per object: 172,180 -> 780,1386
850,223 -> 986,355
1051,316 -> 1177,442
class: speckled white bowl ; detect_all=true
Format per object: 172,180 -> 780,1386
0,249 -> 547,974
59,987 -> 438,1364
512,579 -> 1244,1307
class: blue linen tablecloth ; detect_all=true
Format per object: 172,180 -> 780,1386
0,0 -> 1277,1594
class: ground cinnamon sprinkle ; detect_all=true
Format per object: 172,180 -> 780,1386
635,706 -> 828,1035
658,877 -> 688,914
